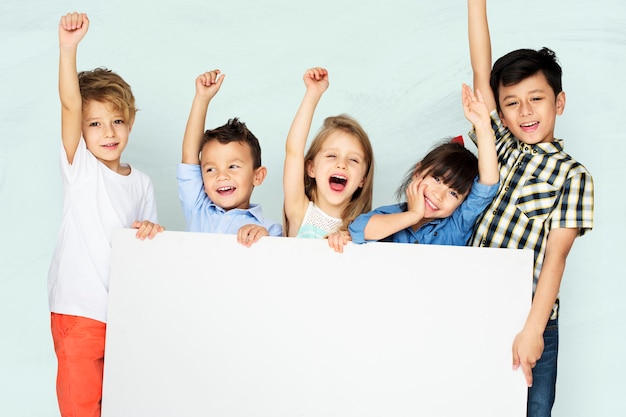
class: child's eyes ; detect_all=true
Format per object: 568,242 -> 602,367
349,158 -> 360,164
88,121 -> 100,127
531,97 -> 543,102
433,176 -> 441,183
449,190 -> 459,199
229,164 -> 240,169
114,119 -> 125,124
505,101 -> 518,107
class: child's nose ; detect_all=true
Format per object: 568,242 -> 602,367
103,124 -> 115,137
520,102 -> 533,116
432,184 -> 445,200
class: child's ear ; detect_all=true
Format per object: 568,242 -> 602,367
556,91 -> 566,115
253,166 -> 267,186
498,110 -> 508,128
305,160 -> 315,178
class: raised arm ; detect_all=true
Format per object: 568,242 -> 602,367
468,0 -> 496,113
181,70 -> 224,164
58,12 -> 89,164
462,84 -> 498,185
283,67 -> 329,236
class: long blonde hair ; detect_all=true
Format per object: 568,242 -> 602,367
303,114 -> 374,230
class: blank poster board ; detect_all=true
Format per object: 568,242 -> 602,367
104,229 -> 532,417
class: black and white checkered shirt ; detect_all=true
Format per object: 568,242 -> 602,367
469,111 -> 594,297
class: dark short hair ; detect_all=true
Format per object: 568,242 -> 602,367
490,47 -> 563,112
395,140 -> 478,201
201,118 -> 262,168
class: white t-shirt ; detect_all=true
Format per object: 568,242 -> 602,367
47,139 -> 158,323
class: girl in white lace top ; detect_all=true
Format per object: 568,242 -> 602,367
283,67 -> 375,252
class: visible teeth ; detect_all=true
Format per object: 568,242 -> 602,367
521,122 -> 537,127
425,197 -> 438,210
218,187 -> 234,191
330,175 -> 347,185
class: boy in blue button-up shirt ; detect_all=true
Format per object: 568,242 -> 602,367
177,70 -> 282,245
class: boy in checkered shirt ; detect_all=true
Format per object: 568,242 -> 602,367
467,1 -> 594,415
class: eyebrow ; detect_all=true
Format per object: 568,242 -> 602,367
502,88 -> 547,101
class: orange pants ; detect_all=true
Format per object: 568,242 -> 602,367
51,313 -> 106,417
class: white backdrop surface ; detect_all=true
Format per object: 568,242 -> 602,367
104,230 -> 531,417
1,0 -> 624,416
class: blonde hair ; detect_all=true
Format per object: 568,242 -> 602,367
303,114 -> 374,230
78,67 -> 136,123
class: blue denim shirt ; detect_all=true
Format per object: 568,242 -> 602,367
349,177 -> 498,246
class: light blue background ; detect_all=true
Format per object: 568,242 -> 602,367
1,1 -> 623,415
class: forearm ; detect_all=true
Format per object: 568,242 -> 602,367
181,96 -> 211,164
285,90 -> 323,157
468,0 -> 496,112
523,228 -> 577,333
468,0 -> 491,81
59,43 -> 83,161
475,124 -> 499,185
364,212 -> 419,241
58,44 -> 81,111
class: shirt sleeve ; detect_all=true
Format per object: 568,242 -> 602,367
447,178 -> 499,245
177,163 -> 207,221
348,205 -> 402,244
549,169 -> 594,236
267,222 -> 284,237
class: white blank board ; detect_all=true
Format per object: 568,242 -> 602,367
104,229 -> 532,417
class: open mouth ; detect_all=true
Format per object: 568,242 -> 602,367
329,175 -> 347,191
217,186 -> 236,196
520,121 -> 539,132
424,197 -> 439,211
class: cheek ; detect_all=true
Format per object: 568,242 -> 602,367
201,174 -> 213,187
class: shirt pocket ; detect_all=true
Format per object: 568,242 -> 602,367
516,178 -> 559,220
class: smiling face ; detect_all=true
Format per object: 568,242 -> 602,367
498,72 -> 566,145
81,100 -> 133,173
306,131 -> 367,217
200,140 -> 266,211
416,171 -> 468,221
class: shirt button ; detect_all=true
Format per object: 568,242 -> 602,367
492,210 -> 497,215
433,232 -> 438,237
505,186 -> 509,191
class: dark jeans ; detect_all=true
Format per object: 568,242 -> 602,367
527,318 -> 558,417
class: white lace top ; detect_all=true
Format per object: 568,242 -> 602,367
296,201 -> 342,239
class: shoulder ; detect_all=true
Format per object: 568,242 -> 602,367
127,165 -> 153,185
542,141 -> 594,184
